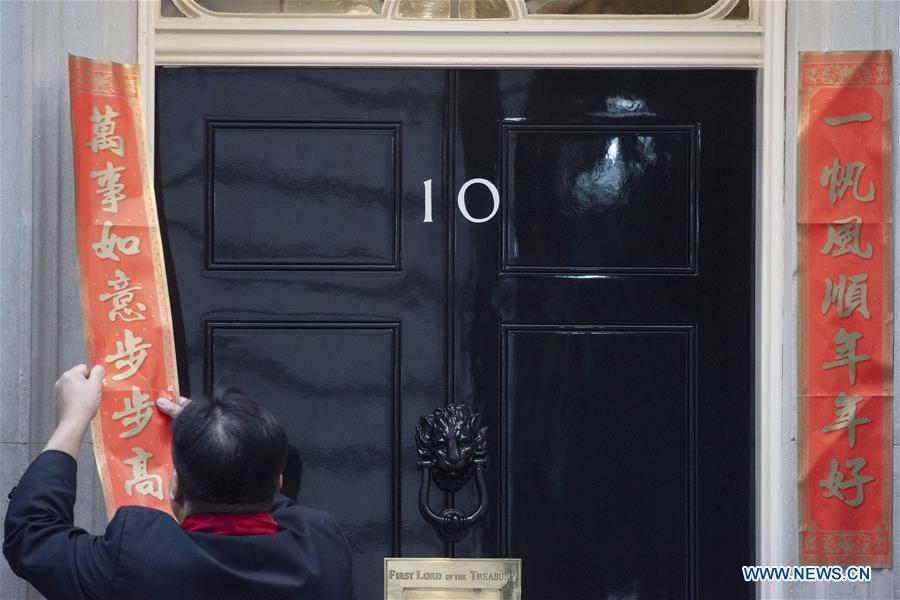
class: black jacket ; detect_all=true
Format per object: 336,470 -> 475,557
3,451 -> 352,599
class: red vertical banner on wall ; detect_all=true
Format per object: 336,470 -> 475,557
69,56 -> 179,517
799,51 -> 893,566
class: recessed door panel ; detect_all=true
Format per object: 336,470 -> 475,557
502,125 -> 696,273
208,123 -> 400,269
208,322 -> 398,590
504,326 -> 693,598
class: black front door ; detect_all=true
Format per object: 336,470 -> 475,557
156,67 -> 754,599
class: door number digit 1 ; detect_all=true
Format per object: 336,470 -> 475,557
422,178 -> 500,224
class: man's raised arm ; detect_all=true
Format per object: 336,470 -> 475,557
3,365 -> 119,600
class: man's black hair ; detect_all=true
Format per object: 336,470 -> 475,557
172,386 -> 288,505
281,445 -> 303,502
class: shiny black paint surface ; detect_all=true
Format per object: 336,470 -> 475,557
208,123 -> 400,268
156,68 -> 448,597
209,322 -> 399,588
451,69 -> 755,600
504,327 -> 691,597
156,68 -> 755,599
503,126 -> 695,272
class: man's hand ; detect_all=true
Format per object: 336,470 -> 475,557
157,395 -> 191,419
44,364 -> 104,459
55,364 -> 105,426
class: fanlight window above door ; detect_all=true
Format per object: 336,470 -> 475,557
164,0 -> 386,15
154,0 -> 763,68
163,0 -> 753,21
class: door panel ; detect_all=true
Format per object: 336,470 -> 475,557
156,68 -> 448,597
157,67 -> 755,599
208,322 -> 399,588
207,123 -> 400,268
504,326 -> 692,598
453,69 -> 755,599
503,126 -> 695,272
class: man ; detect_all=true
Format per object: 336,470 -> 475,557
4,364 -> 352,599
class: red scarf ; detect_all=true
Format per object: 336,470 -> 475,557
181,512 -> 278,536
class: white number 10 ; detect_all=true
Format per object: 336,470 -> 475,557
422,178 -> 500,224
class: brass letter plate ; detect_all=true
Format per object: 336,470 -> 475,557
384,558 -> 521,599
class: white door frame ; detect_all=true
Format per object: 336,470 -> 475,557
138,3 -> 788,596
757,6 -> 786,599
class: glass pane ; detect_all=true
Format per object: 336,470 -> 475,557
397,0 -> 450,18
459,0 -> 513,18
724,0 -> 750,19
160,0 -> 187,17
193,0 -> 385,15
397,0 -> 513,18
525,0 -> 719,15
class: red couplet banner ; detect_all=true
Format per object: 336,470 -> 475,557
798,51 -> 893,566
69,56 -> 179,517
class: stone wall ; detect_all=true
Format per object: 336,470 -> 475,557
783,1 -> 900,598
0,2 -> 137,598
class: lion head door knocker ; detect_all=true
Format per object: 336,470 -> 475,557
415,404 -> 488,543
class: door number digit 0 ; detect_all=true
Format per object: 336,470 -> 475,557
457,178 -> 500,224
